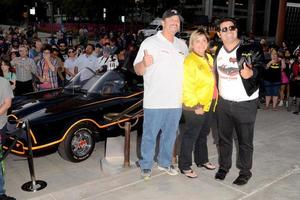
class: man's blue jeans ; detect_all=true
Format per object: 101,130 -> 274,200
139,108 -> 182,170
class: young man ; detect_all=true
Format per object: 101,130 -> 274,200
134,9 -> 188,179
0,77 -> 15,200
214,18 -> 264,185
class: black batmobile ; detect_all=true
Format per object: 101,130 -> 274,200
4,68 -> 144,162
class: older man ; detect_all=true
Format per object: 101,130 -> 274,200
134,9 -> 188,180
11,45 -> 37,95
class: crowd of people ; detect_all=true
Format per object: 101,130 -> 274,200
259,40 -> 300,114
0,26 -> 139,96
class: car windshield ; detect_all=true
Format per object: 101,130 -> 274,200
88,70 -> 125,95
64,68 -> 97,91
145,24 -> 158,29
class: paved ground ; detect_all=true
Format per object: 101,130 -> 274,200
4,106 -> 300,200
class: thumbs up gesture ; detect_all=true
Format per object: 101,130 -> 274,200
143,49 -> 153,67
240,62 -> 253,79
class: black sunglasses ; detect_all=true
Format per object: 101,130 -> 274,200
68,50 -> 75,53
220,25 -> 237,33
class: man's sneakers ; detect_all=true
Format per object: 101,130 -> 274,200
136,161 -> 152,180
158,165 -> 179,176
0,194 -> 16,200
141,169 -> 152,180
233,174 -> 252,185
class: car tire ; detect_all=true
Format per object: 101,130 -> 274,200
58,124 -> 95,162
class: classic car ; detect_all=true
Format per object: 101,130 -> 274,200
4,68 -> 144,162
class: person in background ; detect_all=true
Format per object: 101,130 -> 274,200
0,76 -> 16,200
278,51 -> 291,107
0,36 -> 9,60
264,50 -> 285,110
178,28 -> 217,178
214,18 -> 264,185
51,47 -> 65,87
64,47 -> 77,81
0,59 -> 16,91
134,9 -> 188,180
28,39 -> 43,63
10,45 -> 37,95
58,41 -> 68,61
74,44 -> 97,74
290,54 -> 300,114
36,46 -> 59,91
96,46 -> 119,72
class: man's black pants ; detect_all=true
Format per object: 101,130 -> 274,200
217,97 -> 258,176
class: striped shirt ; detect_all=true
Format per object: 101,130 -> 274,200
36,58 -> 59,89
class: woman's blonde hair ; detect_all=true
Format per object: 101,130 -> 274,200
270,49 -> 278,56
188,27 -> 210,52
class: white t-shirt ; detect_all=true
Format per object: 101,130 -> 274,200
217,46 -> 258,102
64,58 -> 76,80
134,31 -> 188,109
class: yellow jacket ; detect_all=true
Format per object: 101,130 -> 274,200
183,52 -> 217,112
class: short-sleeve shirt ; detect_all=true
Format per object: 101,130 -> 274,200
134,31 -> 188,109
75,54 -> 98,72
0,77 -> 14,129
64,58 -> 76,80
4,72 -> 16,83
264,62 -> 281,83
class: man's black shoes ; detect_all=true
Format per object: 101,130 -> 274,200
233,174 -> 252,185
215,168 -> 227,180
0,194 -> 16,200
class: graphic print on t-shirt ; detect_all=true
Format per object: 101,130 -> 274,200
217,48 -> 239,80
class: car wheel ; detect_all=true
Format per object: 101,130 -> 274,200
58,124 -> 95,162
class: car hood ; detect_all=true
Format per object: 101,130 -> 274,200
11,89 -> 89,120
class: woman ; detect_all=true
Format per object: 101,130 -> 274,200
0,59 -> 16,90
264,50 -> 285,110
36,46 -> 59,91
278,51 -> 291,107
64,47 -> 77,81
178,28 -> 218,178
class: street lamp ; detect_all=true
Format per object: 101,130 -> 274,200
29,6 -> 36,32
29,7 -> 35,15
121,15 -> 125,32
103,8 -> 107,22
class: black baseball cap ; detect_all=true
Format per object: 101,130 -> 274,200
162,9 -> 183,22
